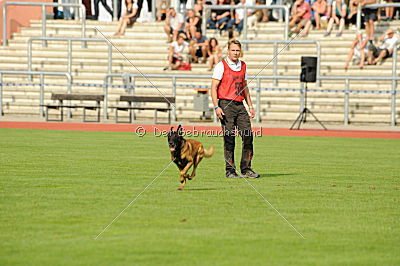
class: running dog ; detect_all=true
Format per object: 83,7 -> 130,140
168,125 -> 214,190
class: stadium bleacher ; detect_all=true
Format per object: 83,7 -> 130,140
0,15 -> 399,125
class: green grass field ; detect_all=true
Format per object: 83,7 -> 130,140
1,128 -> 399,265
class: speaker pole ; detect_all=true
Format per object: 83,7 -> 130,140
290,82 -> 327,130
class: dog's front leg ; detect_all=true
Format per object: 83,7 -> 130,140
178,160 -> 193,190
189,154 -> 203,180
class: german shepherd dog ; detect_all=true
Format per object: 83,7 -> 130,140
168,125 -> 214,190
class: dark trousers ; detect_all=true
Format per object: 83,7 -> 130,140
94,0 -> 113,19
219,99 -> 253,175
116,0 -> 122,19
133,0 -> 152,20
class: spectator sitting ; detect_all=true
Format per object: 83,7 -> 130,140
326,0 -> 333,19
347,0 -> 359,26
164,34 -> 189,70
289,0 -> 313,37
156,0 -> 170,21
344,32 -> 369,69
114,0 -> 137,36
207,38 -> 222,71
312,0 -> 327,30
324,0 -> 348,37
383,0 -> 395,21
189,30 -> 209,63
164,7 -> 185,42
207,0 -> 231,32
367,29 -> 399,65
234,0 -> 255,35
185,9 -> 202,39
256,0 -> 270,23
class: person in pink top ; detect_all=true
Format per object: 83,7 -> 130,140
312,0 -> 327,30
289,0 -> 313,37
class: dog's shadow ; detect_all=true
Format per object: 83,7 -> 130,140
185,188 -> 220,191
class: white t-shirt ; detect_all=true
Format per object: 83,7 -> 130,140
169,13 -> 184,30
212,57 -> 248,81
171,41 -> 189,55
380,35 -> 399,50
236,2 -> 253,20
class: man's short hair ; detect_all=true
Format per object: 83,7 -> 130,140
228,40 -> 242,49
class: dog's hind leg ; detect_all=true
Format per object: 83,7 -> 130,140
178,161 -> 193,190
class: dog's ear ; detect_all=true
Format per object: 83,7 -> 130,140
177,125 -> 182,136
170,126 -> 174,132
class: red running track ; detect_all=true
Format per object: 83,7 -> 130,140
1,121 -> 400,139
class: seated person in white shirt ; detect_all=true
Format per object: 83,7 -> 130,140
165,34 -> 189,70
235,0 -> 255,34
164,8 -> 185,42
368,29 -> 399,65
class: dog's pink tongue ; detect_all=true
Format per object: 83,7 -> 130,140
170,148 -> 175,151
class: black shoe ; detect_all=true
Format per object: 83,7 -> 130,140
241,169 -> 260,178
226,172 -> 242,178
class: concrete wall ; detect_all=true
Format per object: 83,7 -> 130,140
0,0 -> 53,45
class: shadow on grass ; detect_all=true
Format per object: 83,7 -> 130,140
185,188 -> 220,191
259,173 -> 296,178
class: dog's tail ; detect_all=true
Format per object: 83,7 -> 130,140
204,145 -> 214,158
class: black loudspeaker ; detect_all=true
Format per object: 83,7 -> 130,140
300,56 -> 317,83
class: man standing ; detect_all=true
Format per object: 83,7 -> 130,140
361,0 -> 377,43
211,40 -> 260,179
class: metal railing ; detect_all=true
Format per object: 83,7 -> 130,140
392,40 -> 400,91
239,40 -> 321,86
103,73 -> 399,126
356,3 -> 400,32
2,1 -> 86,47
28,36 -> 113,82
202,5 -> 289,43
0,70 -> 72,117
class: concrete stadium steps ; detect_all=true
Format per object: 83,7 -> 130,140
1,19 -> 399,125
2,58 -> 397,76
2,42 -> 398,77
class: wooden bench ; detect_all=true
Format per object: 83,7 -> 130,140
114,96 -> 175,124
43,93 -> 104,122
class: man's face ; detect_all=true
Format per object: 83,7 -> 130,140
177,37 -> 184,44
171,9 -> 176,16
387,30 -> 394,38
228,44 -> 241,62
195,32 -> 201,40
240,0 -> 246,4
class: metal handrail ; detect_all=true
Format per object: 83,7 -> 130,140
104,73 -> 399,126
2,2 -> 86,47
391,40 -> 400,125
0,70 -> 72,117
356,3 -> 400,32
202,5 -> 289,43
239,40 -> 321,86
28,36 -> 113,82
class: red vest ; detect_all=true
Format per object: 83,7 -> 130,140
217,59 -> 246,102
